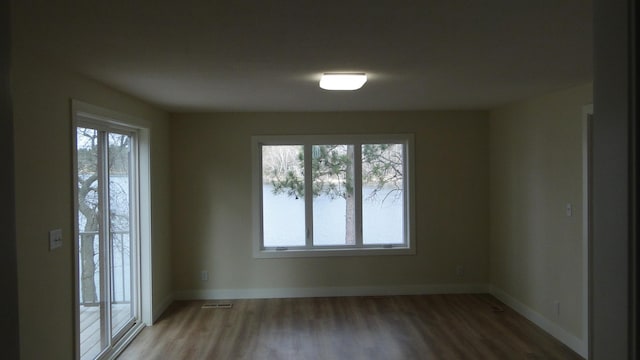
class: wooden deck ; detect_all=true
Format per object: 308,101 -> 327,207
80,304 -> 132,360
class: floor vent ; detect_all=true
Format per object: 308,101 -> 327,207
202,303 -> 233,309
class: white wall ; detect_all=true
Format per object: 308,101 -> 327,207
11,35 -> 172,360
489,83 -> 592,354
170,111 -> 490,299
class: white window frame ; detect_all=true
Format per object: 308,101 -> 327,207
252,134 -> 416,258
72,100 -> 152,360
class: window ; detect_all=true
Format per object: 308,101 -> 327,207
253,134 -> 415,257
73,100 -> 151,360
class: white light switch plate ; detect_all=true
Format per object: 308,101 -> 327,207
565,203 -> 573,217
49,229 -> 63,251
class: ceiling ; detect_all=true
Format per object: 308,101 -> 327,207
13,0 -> 593,112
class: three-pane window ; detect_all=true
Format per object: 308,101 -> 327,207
253,135 -> 414,257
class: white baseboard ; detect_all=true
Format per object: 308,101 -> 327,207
490,286 -> 587,358
152,293 -> 175,324
173,283 -> 490,301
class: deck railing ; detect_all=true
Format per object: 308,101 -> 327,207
79,230 -> 131,306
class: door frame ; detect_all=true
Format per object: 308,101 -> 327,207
582,103 -> 593,358
71,100 -> 152,359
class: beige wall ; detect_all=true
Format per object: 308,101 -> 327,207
1,0 -> 20,356
170,112 -> 489,295
592,0 -> 635,357
489,84 -> 592,341
11,53 -> 172,359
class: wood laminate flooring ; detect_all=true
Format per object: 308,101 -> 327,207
118,294 -> 583,360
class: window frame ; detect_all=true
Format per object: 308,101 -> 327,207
252,134 -> 416,258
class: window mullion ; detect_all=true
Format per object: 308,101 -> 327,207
354,143 -> 363,247
304,144 -> 313,249
129,131 -> 141,330
98,130 -> 112,349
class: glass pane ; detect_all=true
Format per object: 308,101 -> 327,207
77,127 -> 104,360
362,144 -> 405,244
312,145 -> 355,245
108,133 -> 134,335
262,145 -> 305,247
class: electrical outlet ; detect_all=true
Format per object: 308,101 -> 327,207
201,270 -> 209,281
456,265 -> 464,277
49,229 -> 63,251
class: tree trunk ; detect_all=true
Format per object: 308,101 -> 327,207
80,231 -> 98,304
78,174 -> 99,305
345,145 -> 356,244
80,211 -> 99,304
345,193 -> 355,244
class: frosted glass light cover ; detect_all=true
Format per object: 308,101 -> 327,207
319,73 -> 367,90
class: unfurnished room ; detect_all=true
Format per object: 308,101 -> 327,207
2,1 -> 638,359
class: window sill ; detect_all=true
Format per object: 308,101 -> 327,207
253,246 -> 416,259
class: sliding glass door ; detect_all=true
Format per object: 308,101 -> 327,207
76,123 -> 138,360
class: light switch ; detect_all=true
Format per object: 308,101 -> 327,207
565,203 -> 573,217
49,229 -> 63,251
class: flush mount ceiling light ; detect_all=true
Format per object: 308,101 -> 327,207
319,73 -> 367,90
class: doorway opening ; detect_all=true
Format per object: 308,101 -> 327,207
73,101 -> 151,360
